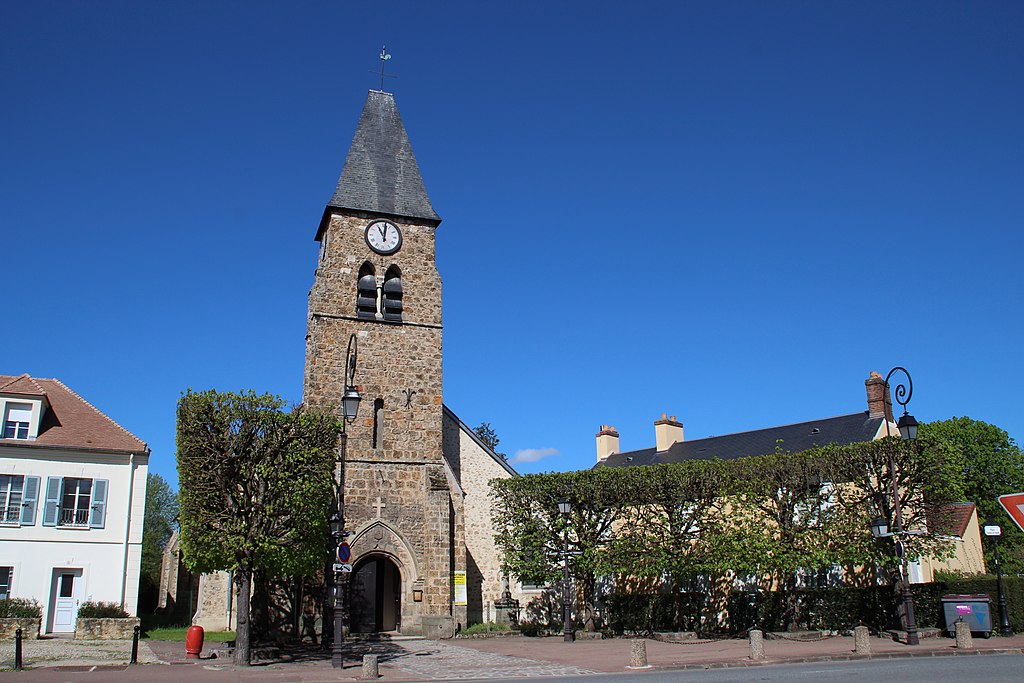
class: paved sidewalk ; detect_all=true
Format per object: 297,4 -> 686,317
2,632 -> 1023,681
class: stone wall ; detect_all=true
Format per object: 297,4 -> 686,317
74,617 -> 140,640
306,208 -> 453,636
0,618 -> 40,639
444,411 -> 524,624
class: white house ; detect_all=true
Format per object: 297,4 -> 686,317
0,374 -> 149,634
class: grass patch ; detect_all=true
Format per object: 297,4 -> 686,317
142,627 -> 236,642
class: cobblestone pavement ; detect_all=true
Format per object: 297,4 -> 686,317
3,637 -> 161,668
386,639 -> 598,680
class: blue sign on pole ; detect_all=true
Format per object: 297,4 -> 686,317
337,542 -> 351,563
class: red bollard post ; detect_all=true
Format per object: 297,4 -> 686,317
185,625 -> 205,659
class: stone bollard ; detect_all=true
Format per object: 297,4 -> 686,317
627,639 -> 650,668
955,620 -> 974,650
749,629 -> 766,660
360,653 -> 379,679
854,625 -> 871,655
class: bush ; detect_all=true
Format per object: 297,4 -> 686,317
77,601 -> 131,619
0,598 -> 42,618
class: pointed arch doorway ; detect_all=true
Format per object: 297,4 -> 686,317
350,555 -> 402,633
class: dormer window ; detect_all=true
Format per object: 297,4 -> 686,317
2,403 -> 31,440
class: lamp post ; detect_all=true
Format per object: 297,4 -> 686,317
870,366 -> 920,646
982,519 -> 1013,636
329,334 -> 361,668
557,496 -> 574,643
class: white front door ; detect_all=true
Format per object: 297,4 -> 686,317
50,570 -> 82,633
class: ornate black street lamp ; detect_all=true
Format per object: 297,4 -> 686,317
869,366 -> 921,646
982,518 -> 1013,636
329,334 -> 360,668
557,495 -> 574,643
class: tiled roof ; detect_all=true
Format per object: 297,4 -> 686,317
0,374 -> 47,396
932,502 -> 976,539
0,374 -> 148,454
320,90 -> 439,235
600,412 -> 883,467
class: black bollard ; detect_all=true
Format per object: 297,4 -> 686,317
14,627 -> 23,671
130,624 -> 140,664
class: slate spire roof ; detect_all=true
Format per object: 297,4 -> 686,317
320,90 -> 439,235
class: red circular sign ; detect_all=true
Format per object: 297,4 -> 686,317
337,542 -> 351,562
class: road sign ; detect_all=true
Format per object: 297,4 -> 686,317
333,563 -> 353,573
998,492 -> 1024,533
983,524 -> 1002,537
337,542 -> 351,563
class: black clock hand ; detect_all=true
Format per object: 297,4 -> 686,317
379,226 -> 387,239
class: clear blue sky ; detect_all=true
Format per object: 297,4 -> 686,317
3,2 -> 1022,489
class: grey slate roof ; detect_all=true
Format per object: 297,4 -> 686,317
599,412 -> 883,468
320,90 -> 439,235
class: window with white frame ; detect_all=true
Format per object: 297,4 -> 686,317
0,567 -> 11,600
0,475 -> 23,524
42,477 -> 108,529
2,403 -> 32,440
0,474 -> 38,526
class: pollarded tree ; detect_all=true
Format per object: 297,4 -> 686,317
607,461 -> 728,630
176,390 -> 341,665
719,446 -> 866,629
490,468 -> 621,631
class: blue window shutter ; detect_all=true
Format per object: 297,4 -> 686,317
42,477 -> 61,526
20,476 -> 40,526
89,479 -> 108,528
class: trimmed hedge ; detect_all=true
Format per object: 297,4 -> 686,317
77,601 -> 130,619
0,598 -> 42,618
605,576 -> 1024,635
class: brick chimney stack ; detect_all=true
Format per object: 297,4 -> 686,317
654,414 -> 684,452
865,371 -> 894,420
596,425 -> 620,463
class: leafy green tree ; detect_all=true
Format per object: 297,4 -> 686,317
608,462 -> 727,630
176,390 -> 341,665
139,473 -> 178,612
490,469 -> 620,631
920,417 -> 1024,573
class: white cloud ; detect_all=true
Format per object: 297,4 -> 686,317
511,447 -> 560,464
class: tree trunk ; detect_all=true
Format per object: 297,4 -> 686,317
233,567 -> 252,666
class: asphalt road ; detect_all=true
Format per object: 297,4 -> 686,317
457,654 -> 1024,683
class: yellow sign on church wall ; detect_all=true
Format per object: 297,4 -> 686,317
453,570 -> 467,606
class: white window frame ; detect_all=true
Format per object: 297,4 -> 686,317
0,475 -> 24,525
2,403 -> 32,440
0,566 -> 12,600
59,478 -> 93,527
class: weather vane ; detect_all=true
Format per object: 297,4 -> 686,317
378,46 -> 392,91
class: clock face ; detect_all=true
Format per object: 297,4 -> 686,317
365,220 -> 402,255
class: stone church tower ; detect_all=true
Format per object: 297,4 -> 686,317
161,88 -> 520,638
304,90 -> 460,637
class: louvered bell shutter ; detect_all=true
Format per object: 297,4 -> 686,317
89,479 -> 109,529
42,476 -> 62,526
20,476 -> 40,526
382,277 -> 403,322
357,274 -> 377,318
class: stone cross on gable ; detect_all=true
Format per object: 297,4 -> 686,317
373,497 -> 387,518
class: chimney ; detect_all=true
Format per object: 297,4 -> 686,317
865,371 -> 893,420
596,425 -> 619,462
654,414 -> 684,452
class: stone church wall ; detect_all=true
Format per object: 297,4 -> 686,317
442,410 -> 524,625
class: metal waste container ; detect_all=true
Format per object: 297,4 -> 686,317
941,594 -> 992,637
